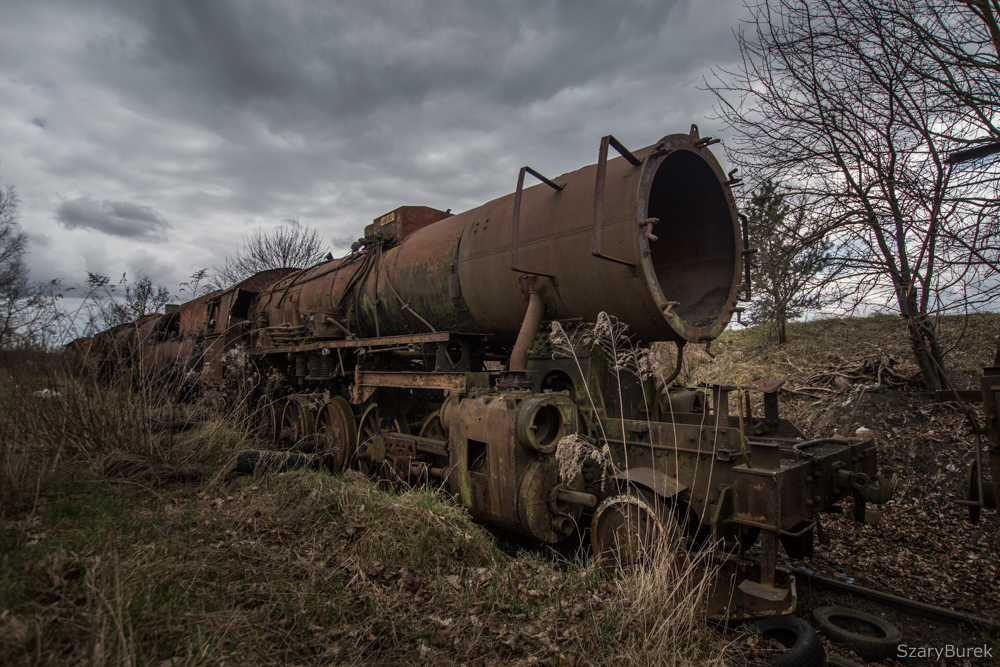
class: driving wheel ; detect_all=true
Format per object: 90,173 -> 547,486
418,410 -> 447,440
316,396 -> 357,473
355,403 -> 409,478
591,488 -> 680,576
279,395 -> 316,449
255,395 -> 282,444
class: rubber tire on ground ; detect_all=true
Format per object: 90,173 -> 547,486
812,606 -> 902,662
827,655 -> 862,667
734,616 -> 827,667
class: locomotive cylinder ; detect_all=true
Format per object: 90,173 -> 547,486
254,128 -> 742,346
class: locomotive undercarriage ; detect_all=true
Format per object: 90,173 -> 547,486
248,327 -> 891,620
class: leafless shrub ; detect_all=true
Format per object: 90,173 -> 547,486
209,220 -> 328,291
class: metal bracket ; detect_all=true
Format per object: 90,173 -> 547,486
726,167 -> 743,187
592,135 -> 642,267
511,166 -> 564,278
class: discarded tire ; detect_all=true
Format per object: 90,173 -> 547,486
735,616 -> 828,666
235,450 -> 329,475
812,606 -> 902,662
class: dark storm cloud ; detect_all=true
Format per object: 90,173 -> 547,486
4,0 -> 746,295
106,0 -> 684,128
55,197 -> 171,240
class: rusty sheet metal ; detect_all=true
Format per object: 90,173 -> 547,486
456,127 -> 742,344
363,206 -> 451,243
356,370 -> 466,391
706,561 -> 796,619
248,129 -> 741,347
732,460 -> 813,531
385,433 -> 449,457
980,358 -> 1000,518
178,268 -> 296,339
610,467 -> 687,498
934,389 -> 984,402
602,417 -> 742,453
248,331 -> 461,355
448,396 -> 520,534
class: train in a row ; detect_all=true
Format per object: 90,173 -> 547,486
73,127 -> 892,619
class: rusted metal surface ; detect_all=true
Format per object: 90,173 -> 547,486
509,292 -> 544,372
592,134 -> 644,267
933,389 -> 983,402
356,370 -> 467,391
245,128 -> 741,347
511,167 -> 564,279
363,206 -> 451,245
79,130 -> 893,620
966,337 -> 1000,523
248,331 -> 483,356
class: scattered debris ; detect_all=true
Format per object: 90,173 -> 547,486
31,388 -> 61,398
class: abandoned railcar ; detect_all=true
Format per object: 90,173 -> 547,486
81,128 -> 892,618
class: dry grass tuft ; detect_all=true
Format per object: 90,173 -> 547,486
606,548 -> 727,667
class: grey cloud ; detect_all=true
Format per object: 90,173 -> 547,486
330,236 -> 357,248
27,231 -> 54,248
100,0 -> 686,132
55,197 -> 171,239
3,0 -> 747,299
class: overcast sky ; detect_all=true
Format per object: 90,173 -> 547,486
1,0 -> 746,300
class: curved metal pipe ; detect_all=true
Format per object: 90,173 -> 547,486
509,292 -> 544,371
661,341 -> 686,385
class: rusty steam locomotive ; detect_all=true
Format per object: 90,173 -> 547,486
79,127 -> 892,618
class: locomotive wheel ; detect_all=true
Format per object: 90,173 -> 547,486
255,395 -> 282,443
417,410 -> 449,475
316,396 -> 357,473
280,395 -> 316,449
355,403 -> 409,478
591,488 -> 681,576
418,411 -> 447,440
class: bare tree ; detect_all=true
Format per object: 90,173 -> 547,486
884,0 -> 1000,142
885,0 -> 1000,289
89,273 -> 171,329
709,0 -> 999,389
208,220 -> 327,291
744,180 -> 835,344
0,184 -> 26,287
0,181 -> 63,348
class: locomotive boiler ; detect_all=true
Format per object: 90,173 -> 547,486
85,127 -> 891,619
